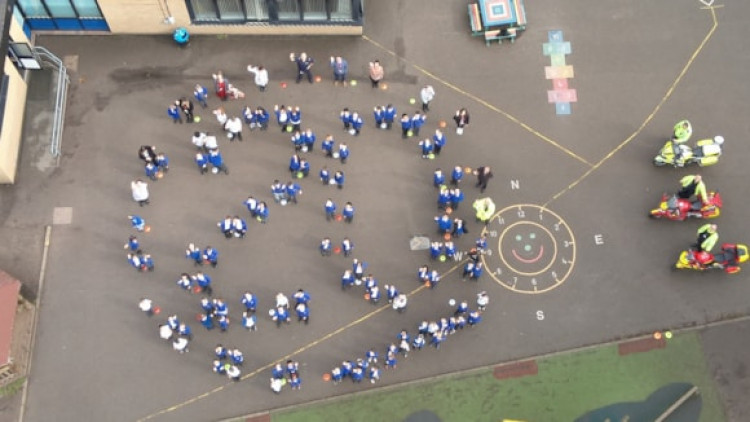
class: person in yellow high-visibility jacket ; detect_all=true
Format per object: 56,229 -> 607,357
473,197 -> 495,224
678,174 -> 707,204
696,223 -> 719,253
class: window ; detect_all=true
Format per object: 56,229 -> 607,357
187,0 -> 359,24
44,0 -> 77,17
243,0 -> 269,20
277,0 -> 300,21
15,0 -> 108,31
188,0 -> 219,21
17,0 -> 50,18
216,0 -> 244,20
71,0 -> 103,18
329,0 -> 352,21
302,0 -> 326,21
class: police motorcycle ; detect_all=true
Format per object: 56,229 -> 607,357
674,243 -> 748,274
653,135 -> 723,167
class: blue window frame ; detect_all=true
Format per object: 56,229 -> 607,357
15,0 -> 109,32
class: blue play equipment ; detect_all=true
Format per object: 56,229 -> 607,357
173,27 -> 189,46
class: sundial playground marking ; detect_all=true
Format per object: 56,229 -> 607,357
543,30 -> 577,115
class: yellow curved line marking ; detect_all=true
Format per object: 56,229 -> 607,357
543,6 -> 718,207
138,261 -> 465,421
362,35 -> 593,167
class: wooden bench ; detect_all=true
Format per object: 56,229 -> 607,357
468,3 -> 483,36
484,27 -> 517,46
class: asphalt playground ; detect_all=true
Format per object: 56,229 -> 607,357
3,0 -> 750,421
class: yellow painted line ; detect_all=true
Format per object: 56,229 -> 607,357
138,261 -> 465,421
543,6 -> 718,207
362,35 -> 593,167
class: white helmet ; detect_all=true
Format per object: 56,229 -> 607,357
714,136 -> 724,145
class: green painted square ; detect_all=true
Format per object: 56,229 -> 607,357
550,53 -> 567,66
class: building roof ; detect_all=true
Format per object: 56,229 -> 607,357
0,269 -> 21,367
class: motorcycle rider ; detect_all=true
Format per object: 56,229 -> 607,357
672,120 -> 692,143
695,223 -> 719,253
677,174 -> 708,209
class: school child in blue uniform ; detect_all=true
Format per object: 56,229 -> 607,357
195,153 -> 208,174
244,196 -> 258,217
430,241 -> 443,260
232,216 -> 247,237
219,216 -> 233,238
412,334 -> 426,350
435,214 -> 453,233
471,262 -> 484,280
475,235 -> 488,251
194,272 -> 213,295
384,104 -> 397,129
341,270 -> 355,289
242,312 -> 257,330
203,246 -> 218,267
463,261 -> 475,279
451,165 -> 463,185
125,236 -> 140,252
400,114 -> 411,138
338,143 -> 349,164
341,238 -> 353,257
350,112 -> 363,135
322,135 -> 334,157
194,84 -> 208,108
433,130 -> 446,155
411,111 -> 426,136
201,314 -> 214,330
340,108 -> 352,130
342,202 -> 355,223
444,241 -> 456,260
303,129 -> 316,151
241,292 -> 257,312
254,107 -> 270,130
419,138 -> 434,158
385,284 -> 398,303
319,167 -> 330,184
186,243 -> 202,265
295,303 -> 310,324
145,162 -> 159,181
256,202 -> 269,224
450,188 -> 464,210
208,150 -> 228,174
299,159 -> 310,177
438,188 -> 451,209
373,106 -> 384,128
293,289 -> 311,305
433,168 -> 445,188
167,104 -> 182,123
289,154 -> 301,173
320,237 -> 332,256
289,107 -> 302,132
286,182 -> 301,204
324,199 -> 337,221
271,180 -> 285,203
274,105 -> 289,132
334,171 -> 345,189
452,218 -> 468,237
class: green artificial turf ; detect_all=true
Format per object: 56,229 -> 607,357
272,332 -> 724,422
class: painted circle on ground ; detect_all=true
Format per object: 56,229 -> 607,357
481,204 -> 575,294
